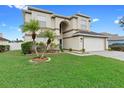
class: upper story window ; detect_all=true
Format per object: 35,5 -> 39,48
37,15 -> 46,27
81,19 -> 87,30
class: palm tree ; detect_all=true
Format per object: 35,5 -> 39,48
21,19 -> 40,56
119,16 -> 124,30
41,29 -> 56,51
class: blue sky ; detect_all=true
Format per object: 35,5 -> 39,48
0,5 -> 124,40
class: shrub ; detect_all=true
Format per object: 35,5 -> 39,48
108,47 -> 111,51
110,46 -> 124,51
82,48 -> 85,52
69,48 -> 72,51
50,43 -> 58,49
21,42 -> 33,54
37,42 -> 46,52
45,43 -> 58,53
0,45 -> 10,52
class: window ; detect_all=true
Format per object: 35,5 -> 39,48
82,19 -> 86,25
81,19 -> 87,30
82,25 -> 87,30
37,15 -> 46,27
39,21 -> 46,27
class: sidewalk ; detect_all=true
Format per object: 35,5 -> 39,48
65,51 -> 93,56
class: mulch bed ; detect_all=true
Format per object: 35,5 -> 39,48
29,57 -> 51,64
32,57 -> 48,62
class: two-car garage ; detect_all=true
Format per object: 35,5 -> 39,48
83,36 -> 106,52
72,31 -> 108,52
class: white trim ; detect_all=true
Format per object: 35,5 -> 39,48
73,33 -> 108,38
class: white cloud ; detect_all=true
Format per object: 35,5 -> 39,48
114,20 -> 119,24
8,5 -> 28,10
14,5 -> 28,10
114,16 -> 123,24
92,18 -> 100,23
8,5 -> 13,8
18,28 -> 21,32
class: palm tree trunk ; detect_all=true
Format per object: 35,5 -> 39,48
33,39 -> 39,57
41,43 -> 49,58
41,40 -> 50,58
32,32 -> 39,57
46,38 -> 51,51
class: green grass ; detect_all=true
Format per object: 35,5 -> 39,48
0,51 -> 124,88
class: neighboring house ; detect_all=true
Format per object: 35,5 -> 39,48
9,39 -> 23,50
0,33 -> 10,45
109,36 -> 124,45
101,32 -> 124,45
0,33 -> 21,50
23,7 -> 108,52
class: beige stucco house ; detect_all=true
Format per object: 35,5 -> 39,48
0,33 -> 10,45
23,7 -> 108,52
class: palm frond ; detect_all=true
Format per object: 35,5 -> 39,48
41,29 -> 55,41
20,19 -> 40,33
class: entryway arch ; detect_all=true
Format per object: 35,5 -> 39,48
59,20 -> 69,49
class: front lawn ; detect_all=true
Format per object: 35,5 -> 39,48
0,51 -> 124,88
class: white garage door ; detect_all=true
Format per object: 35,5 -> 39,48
84,37 -> 105,52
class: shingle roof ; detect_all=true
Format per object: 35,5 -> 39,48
28,6 -> 53,14
27,6 -> 90,19
101,32 -> 124,41
0,37 -> 10,41
73,31 -> 108,37
108,36 -> 124,41
76,31 -> 104,35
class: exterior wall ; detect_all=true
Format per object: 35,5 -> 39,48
24,35 -> 47,43
23,35 -> 32,42
9,42 -> 22,50
63,30 -> 77,38
24,35 -> 59,45
63,36 -> 81,50
76,15 -> 90,31
25,10 -> 53,28
24,13 -> 31,22
0,41 -> 9,45
105,38 -> 108,49
54,17 -> 70,30
32,11 -> 53,28
69,18 -> 78,29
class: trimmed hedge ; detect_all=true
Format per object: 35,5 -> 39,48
0,45 -> 10,52
21,41 -> 47,54
110,46 -> 124,51
21,42 -> 33,54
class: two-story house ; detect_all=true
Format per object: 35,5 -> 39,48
23,7 -> 108,52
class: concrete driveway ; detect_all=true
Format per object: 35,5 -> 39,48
90,51 -> 124,61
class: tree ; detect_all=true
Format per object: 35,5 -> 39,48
21,19 -> 40,56
119,16 -> 124,30
41,29 -> 56,51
